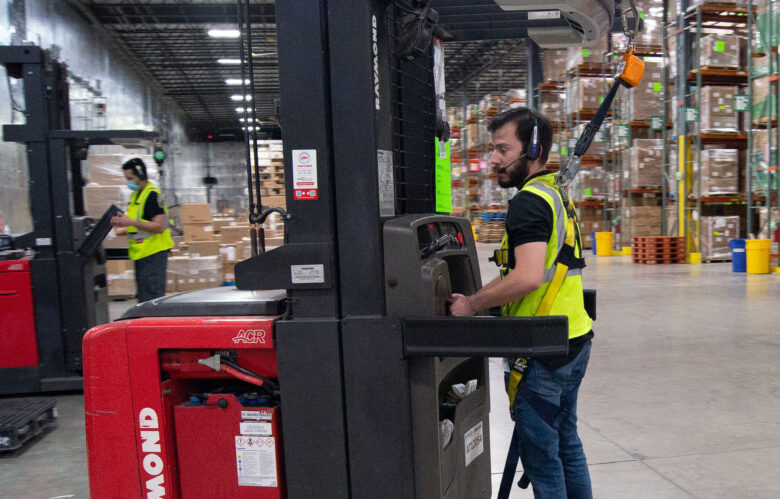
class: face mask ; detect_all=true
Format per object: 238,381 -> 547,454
126,180 -> 139,191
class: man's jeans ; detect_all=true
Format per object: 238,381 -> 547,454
509,340 -> 592,499
134,250 -> 168,303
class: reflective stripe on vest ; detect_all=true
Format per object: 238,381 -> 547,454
498,173 -> 592,339
126,182 -> 174,261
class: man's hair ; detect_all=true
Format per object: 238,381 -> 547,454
122,157 -> 148,181
487,107 -> 553,165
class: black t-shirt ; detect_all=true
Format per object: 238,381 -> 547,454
505,170 -> 555,269
504,170 -> 594,368
134,188 -> 165,220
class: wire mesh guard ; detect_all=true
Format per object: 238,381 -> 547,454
389,4 -> 436,215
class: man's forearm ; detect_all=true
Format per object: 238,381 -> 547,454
468,273 -> 539,312
133,219 -> 164,234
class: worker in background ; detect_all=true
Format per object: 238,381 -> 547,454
450,108 -> 593,498
110,157 -> 174,303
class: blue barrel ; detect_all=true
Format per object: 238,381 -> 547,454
729,238 -> 746,272
591,232 -> 597,255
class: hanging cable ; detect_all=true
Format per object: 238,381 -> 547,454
245,0 -> 266,254
236,0 -> 258,257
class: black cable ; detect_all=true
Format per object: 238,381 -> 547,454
221,358 -> 279,393
237,0 -> 257,257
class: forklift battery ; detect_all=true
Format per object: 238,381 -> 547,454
175,393 -> 283,498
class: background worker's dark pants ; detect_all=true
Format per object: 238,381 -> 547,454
134,250 -> 168,303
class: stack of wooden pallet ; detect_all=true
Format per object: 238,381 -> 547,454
632,236 -> 686,264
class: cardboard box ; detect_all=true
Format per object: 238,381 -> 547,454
166,270 -> 178,293
220,226 -> 250,244
261,195 -> 286,209
108,271 -> 136,297
182,223 -> 215,242
84,184 -> 129,217
103,231 -> 128,249
87,155 -> 126,186
212,218 -> 238,233
174,204 -> 213,224
624,59 -> 665,122
222,262 -> 237,283
187,240 -> 220,257
106,259 -> 131,275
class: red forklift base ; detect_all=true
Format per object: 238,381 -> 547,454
83,314 -> 283,498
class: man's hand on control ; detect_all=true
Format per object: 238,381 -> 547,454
449,293 -> 477,317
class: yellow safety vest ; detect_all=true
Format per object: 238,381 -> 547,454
126,182 -> 174,261
497,173 -> 592,405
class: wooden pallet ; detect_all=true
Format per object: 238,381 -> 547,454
700,64 -> 741,71
633,256 -> 687,264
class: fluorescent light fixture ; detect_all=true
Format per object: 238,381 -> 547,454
226,78 -> 250,86
236,107 -> 245,113
231,94 -> 252,101
218,58 -> 241,65
239,118 -> 261,122
208,29 -> 240,38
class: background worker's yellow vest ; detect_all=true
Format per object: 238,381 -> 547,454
500,173 -> 592,339
126,183 -> 174,261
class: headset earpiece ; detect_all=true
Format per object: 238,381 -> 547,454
137,160 -> 148,181
526,113 -> 540,161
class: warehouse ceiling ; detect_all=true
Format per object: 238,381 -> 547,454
74,1 -> 566,140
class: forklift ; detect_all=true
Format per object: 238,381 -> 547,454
0,45 -> 156,395
83,0 -> 644,496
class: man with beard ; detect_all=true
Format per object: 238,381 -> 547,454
450,108 -> 593,498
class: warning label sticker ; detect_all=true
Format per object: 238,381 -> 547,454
240,421 -> 272,436
377,149 -> 395,217
291,264 -> 325,284
293,149 -> 318,200
464,421 -> 484,467
236,436 -> 278,487
241,410 -> 272,421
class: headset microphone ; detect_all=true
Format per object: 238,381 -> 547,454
496,153 -> 526,174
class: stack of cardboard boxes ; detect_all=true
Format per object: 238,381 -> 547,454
699,149 -> 739,195
624,139 -> 664,189
579,167 -> 607,199
701,216 -> 740,260
579,205 -> 610,249
699,86 -> 738,132
623,205 -> 663,237
699,34 -> 740,69
253,140 -> 286,198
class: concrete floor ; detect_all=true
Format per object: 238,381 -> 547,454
2,245 -> 780,498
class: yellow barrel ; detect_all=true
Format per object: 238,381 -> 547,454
595,232 -> 612,256
746,239 -> 771,274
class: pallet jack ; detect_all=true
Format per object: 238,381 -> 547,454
81,1 -> 645,497
0,46 -> 156,395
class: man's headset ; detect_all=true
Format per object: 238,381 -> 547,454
496,112 -> 540,173
122,157 -> 148,181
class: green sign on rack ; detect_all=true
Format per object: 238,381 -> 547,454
685,107 -> 699,123
650,116 -> 664,130
715,40 -> 725,53
652,82 -> 662,92
618,125 -> 629,138
583,49 -> 589,58
734,94 -> 749,112
434,139 -> 452,213
561,146 -> 568,156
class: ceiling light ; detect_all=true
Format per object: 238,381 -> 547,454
231,94 -> 252,101
226,78 -> 250,86
236,107 -> 245,113
208,29 -> 240,38
218,58 -> 241,65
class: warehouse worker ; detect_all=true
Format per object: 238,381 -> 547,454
110,157 -> 174,303
450,108 -> 593,498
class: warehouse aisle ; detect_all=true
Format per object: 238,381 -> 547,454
3,248 -> 780,498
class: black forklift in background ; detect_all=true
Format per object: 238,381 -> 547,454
0,45 -> 156,395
